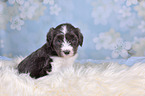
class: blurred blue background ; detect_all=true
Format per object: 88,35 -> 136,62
0,0 -> 145,60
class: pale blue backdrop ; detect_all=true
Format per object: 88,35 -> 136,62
0,0 -> 145,60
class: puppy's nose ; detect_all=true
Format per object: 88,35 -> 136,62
63,50 -> 70,55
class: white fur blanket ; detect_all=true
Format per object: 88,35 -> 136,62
0,57 -> 145,96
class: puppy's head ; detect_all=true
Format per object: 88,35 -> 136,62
47,23 -> 83,57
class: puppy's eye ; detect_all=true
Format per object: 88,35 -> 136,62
56,39 -> 62,43
70,38 -> 76,43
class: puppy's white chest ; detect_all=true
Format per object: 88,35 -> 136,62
50,54 -> 78,73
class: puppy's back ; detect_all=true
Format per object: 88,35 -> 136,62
18,51 -> 39,73
18,44 -> 53,78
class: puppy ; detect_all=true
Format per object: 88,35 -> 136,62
18,23 -> 83,78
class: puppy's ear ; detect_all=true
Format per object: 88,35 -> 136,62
75,28 -> 83,47
46,27 -> 55,47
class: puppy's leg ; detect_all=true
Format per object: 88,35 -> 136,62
29,57 -> 46,78
39,58 -> 52,76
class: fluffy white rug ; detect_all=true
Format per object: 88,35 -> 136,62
0,57 -> 145,96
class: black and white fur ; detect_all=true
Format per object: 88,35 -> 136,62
18,23 -> 83,79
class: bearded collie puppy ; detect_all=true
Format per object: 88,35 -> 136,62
18,23 -> 83,78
